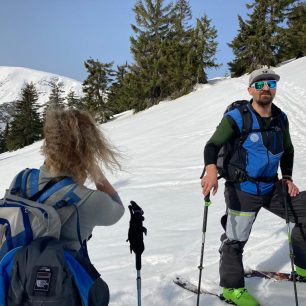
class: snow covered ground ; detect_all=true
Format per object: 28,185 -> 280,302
1,57 -> 306,305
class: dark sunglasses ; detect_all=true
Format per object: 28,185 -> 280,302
250,80 -> 277,90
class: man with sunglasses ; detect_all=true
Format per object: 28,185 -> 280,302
201,67 -> 306,306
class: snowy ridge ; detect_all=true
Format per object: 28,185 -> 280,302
0,57 -> 306,305
0,66 -> 83,105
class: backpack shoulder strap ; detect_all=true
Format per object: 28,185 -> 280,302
0,246 -> 23,305
10,168 -> 48,199
10,168 -> 31,198
28,176 -> 73,202
278,112 -> 287,132
236,102 -> 253,143
30,175 -> 87,256
10,168 -> 74,204
35,177 -> 75,203
29,169 -> 40,196
224,100 -> 249,113
64,251 -> 95,306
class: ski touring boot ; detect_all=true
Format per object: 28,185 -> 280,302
295,266 -> 306,282
222,287 -> 259,306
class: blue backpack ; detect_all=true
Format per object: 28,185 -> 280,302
0,168 -> 109,306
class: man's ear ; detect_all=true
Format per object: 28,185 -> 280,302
247,87 -> 253,95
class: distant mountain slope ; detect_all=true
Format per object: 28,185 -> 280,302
0,66 -> 83,106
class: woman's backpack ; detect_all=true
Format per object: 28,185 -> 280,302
0,168 -> 109,306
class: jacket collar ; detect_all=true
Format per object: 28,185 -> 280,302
249,99 -> 283,118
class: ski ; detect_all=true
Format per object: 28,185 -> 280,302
173,276 -> 235,304
174,272 -> 305,305
244,269 -> 306,282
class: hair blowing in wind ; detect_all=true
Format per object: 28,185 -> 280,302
41,108 -> 121,184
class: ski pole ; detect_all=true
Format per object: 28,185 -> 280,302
281,181 -> 299,306
196,193 -> 211,306
127,201 -> 147,306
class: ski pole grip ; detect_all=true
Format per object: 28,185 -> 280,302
202,194 -> 210,232
204,193 -> 211,207
136,254 -> 142,271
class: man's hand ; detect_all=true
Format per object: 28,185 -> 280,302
201,164 -> 218,196
283,178 -> 300,197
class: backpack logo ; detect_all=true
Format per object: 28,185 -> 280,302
250,133 -> 260,143
34,266 -> 52,292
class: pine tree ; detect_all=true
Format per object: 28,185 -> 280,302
229,1 -> 277,76
107,63 -> 133,114
82,58 -> 114,123
228,0 -> 302,76
48,81 -> 66,108
0,121 -> 10,153
122,64 -> 149,112
42,81 -> 66,119
0,122 -> 10,153
0,130 -> 4,153
260,0 -> 301,63
3,122 -> 9,152
130,0 -> 173,108
66,89 -> 82,110
191,15 -> 219,84
227,16 -> 252,77
277,2 -> 306,61
129,0 -> 219,105
162,0 -> 193,97
6,83 -> 42,151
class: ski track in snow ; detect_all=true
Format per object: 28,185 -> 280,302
0,58 -> 306,306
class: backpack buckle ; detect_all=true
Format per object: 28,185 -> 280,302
234,169 -> 247,182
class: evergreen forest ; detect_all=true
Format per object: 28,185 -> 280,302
0,0 -> 305,153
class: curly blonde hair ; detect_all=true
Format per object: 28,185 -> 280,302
41,108 -> 121,183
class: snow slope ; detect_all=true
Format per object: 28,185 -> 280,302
0,57 -> 306,306
0,66 -> 83,105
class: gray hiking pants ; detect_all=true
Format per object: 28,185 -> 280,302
219,181 -> 306,288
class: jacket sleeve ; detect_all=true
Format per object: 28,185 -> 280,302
78,190 -> 125,226
204,116 -> 236,166
280,118 -> 294,177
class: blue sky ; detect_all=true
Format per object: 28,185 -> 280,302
0,0 -> 251,81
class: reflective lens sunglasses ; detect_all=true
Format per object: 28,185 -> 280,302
250,80 -> 277,90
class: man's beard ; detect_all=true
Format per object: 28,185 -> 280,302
256,92 -> 274,106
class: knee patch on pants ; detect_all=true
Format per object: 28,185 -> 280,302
226,209 -> 256,242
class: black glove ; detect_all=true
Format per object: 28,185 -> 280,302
127,201 -> 147,269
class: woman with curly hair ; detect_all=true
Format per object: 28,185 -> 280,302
8,108 -> 124,306
40,108 -> 124,244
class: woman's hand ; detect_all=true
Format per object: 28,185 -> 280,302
92,165 -> 117,196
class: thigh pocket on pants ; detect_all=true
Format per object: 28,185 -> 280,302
226,209 -> 256,242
